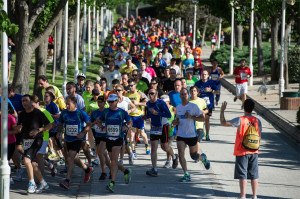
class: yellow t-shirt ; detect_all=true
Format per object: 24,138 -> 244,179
188,97 -> 207,129
40,108 -> 54,141
53,97 -> 66,111
119,64 -> 137,75
126,91 -> 143,117
42,85 -> 63,99
173,48 -> 181,59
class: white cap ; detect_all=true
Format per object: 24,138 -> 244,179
107,94 -> 118,101
160,95 -> 170,102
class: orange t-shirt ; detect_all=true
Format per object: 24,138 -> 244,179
234,116 -> 261,156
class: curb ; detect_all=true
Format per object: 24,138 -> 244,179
221,78 -> 300,144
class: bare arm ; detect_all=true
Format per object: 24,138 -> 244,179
220,101 -> 232,127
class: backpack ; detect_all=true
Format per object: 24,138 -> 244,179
241,117 -> 260,150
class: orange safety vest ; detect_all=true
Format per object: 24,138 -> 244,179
234,116 -> 260,156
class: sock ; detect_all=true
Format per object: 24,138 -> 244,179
85,167 -> 90,173
40,179 -> 46,185
153,168 -> 157,172
50,150 -> 55,154
124,169 -> 129,174
65,179 -> 70,183
185,172 -> 189,175
145,144 -> 148,148
29,179 -> 35,184
49,162 -> 54,169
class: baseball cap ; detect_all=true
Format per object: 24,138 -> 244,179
160,95 -> 170,102
107,94 -> 118,101
77,73 -> 86,79
126,56 -> 132,60
186,68 -> 194,73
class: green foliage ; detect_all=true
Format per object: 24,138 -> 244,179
287,45 -> 300,83
0,1 -> 18,35
210,44 -> 272,75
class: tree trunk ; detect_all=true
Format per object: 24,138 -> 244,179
79,13 -> 84,53
270,16 -> 279,81
235,24 -> 243,49
55,16 -> 63,74
135,4 -> 139,18
201,16 -> 209,47
284,20 -> 293,89
254,14 -> 264,76
68,14 -> 76,64
33,38 -> 48,97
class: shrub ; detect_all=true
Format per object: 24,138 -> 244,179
287,45 -> 300,83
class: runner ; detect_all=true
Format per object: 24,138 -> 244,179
209,60 -> 224,107
195,70 -> 219,141
143,89 -> 178,177
98,94 -> 132,193
172,89 -> 210,182
126,79 -> 150,158
17,94 -> 53,193
58,96 -> 93,190
210,32 -> 217,51
220,99 -> 262,199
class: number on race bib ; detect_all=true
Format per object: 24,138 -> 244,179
211,74 -> 218,81
240,73 -> 247,80
107,125 -> 120,137
150,126 -> 162,135
203,97 -> 210,105
66,125 -> 79,136
23,139 -> 34,150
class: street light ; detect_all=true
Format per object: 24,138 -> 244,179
217,18 -> 222,49
62,1 -> 68,98
126,2 -> 129,19
229,1 -> 235,74
249,0 -> 254,86
82,0 -> 87,75
192,0 -> 197,49
74,0 -> 80,83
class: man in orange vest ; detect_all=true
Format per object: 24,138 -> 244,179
220,99 -> 262,199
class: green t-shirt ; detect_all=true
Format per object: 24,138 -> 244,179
181,54 -> 194,61
82,91 -> 93,107
167,105 -> 175,137
186,77 -> 199,90
188,98 -> 207,129
150,47 -> 159,61
40,108 -> 54,141
197,30 -> 201,39
86,100 -> 109,115
136,81 -> 148,93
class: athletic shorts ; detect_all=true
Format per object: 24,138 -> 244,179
205,107 -> 213,117
66,140 -> 82,153
211,42 -> 216,46
176,136 -> 197,147
150,124 -> 169,144
48,44 -> 54,50
0,142 -> 15,160
131,116 -> 144,130
37,141 -> 49,155
196,129 -> 204,142
24,137 -> 43,161
234,154 -> 259,180
8,53 -> 12,62
95,136 -> 106,145
15,133 -> 23,145
236,82 -> 248,96
105,137 -> 123,152
175,58 -> 181,65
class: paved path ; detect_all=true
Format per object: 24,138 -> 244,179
10,87 -> 300,199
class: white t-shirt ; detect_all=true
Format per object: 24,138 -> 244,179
162,53 -> 173,63
115,59 -> 126,68
104,70 -> 122,90
170,65 -> 181,76
115,52 -> 129,59
142,72 -> 152,83
117,97 -> 131,111
176,102 -> 202,138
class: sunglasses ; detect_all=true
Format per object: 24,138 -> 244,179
149,92 -> 156,95
128,85 -> 134,87
132,74 -> 138,77
116,90 -> 123,92
97,100 -> 105,103
150,82 -> 157,85
108,101 -> 116,104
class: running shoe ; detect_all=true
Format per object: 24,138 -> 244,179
106,182 -> 114,193
179,174 -> 191,182
233,97 -> 237,102
48,153 -> 57,160
163,161 -> 171,168
172,154 -> 179,169
14,168 -> 25,182
118,159 -> 123,165
59,180 -> 70,190
49,162 -> 57,177
27,182 -> 37,193
133,153 -> 137,159
84,167 -> 94,183
99,172 -> 107,180
57,158 -> 65,166
146,146 -> 151,155
146,168 -> 158,177
206,134 -> 210,141
92,158 -> 100,166
216,101 -> 219,106
90,149 -> 96,157
124,168 -> 132,184
36,181 -> 49,193
201,153 -> 211,170
129,154 -> 134,165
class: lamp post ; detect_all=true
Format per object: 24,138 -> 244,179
82,0 -> 87,75
92,0 -> 96,59
100,7 -> 104,44
96,10 -> 99,51
62,1 -> 68,98
229,1 -> 235,74
217,18 -> 222,49
74,0 -> 80,83
88,5 -> 91,65
192,0 -> 197,49
126,2 -> 129,19
279,0 -> 286,99
249,0 -> 254,86
0,0 -> 10,198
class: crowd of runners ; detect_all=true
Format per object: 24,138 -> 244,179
1,15 -> 259,198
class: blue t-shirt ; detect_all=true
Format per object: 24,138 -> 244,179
182,59 -> 194,69
59,109 -> 90,142
210,66 -> 221,85
90,109 -> 106,137
195,80 -> 219,108
159,59 -> 167,67
0,96 -> 15,111
100,108 -> 131,139
45,101 -> 60,132
9,94 -> 24,112
146,99 -> 171,127
168,91 -> 181,108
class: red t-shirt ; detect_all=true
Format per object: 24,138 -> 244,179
233,66 -> 251,84
0,114 -> 16,144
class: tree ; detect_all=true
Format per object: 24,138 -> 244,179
0,0 -> 18,35
10,0 -> 68,94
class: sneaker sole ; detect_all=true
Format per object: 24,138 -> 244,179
106,185 -> 114,193
146,172 -> 158,177
59,183 -> 69,190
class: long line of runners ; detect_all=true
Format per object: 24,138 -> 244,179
2,15 -> 253,195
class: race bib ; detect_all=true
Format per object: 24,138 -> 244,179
211,74 -> 219,81
23,139 -> 34,150
193,74 -> 201,80
107,125 -> 120,137
66,125 -> 79,136
150,126 -> 162,135
211,39 -> 216,43
202,97 -> 210,105
240,73 -> 247,80
94,123 -> 105,134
